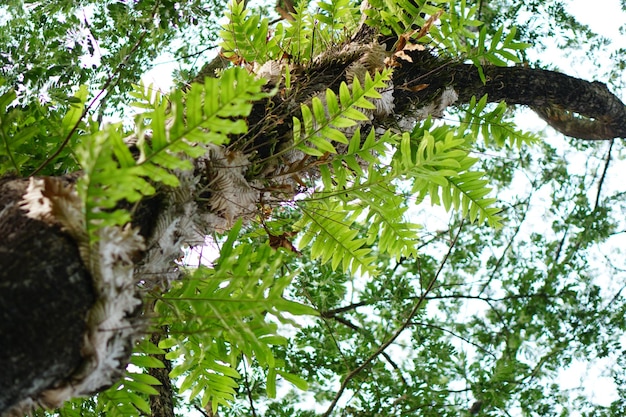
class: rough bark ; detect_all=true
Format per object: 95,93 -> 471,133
1,37 -> 625,415
390,52 -> 626,139
0,177 -> 94,413
148,329 -> 175,417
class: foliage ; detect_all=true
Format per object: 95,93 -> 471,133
3,0 -> 626,416
293,71 -> 391,156
155,221 -> 314,412
0,0 -> 226,113
76,68 -> 269,239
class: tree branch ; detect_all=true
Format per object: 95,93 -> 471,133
594,139 -> 614,209
390,50 -> 626,140
321,220 -> 465,417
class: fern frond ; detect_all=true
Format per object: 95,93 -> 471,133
293,70 -> 392,156
157,221 -> 315,412
314,127 -> 421,260
318,128 -> 395,191
315,0 -> 360,45
97,360 -> 163,417
459,95 -> 539,148
356,179 -> 420,260
296,199 -> 378,275
393,121 -> 502,227
220,0 -> 280,64
429,0 -> 482,56
77,68 -> 270,240
282,2 -> 316,63
365,0 -> 442,38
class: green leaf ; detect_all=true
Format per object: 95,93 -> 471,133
276,369 -> 309,391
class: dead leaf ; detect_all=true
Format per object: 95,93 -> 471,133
268,231 -> 301,255
395,50 -> 413,62
416,10 -> 443,39
404,43 -> 426,51
409,83 -> 429,92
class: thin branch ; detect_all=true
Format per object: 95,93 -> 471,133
242,359 -> 258,417
594,138 -> 614,210
324,310 -> 411,386
411,321 -> 496,358
299,286 -> 352,372
321,219 -> 465,417
330,314 -> 361,331
478,194 -> 533,296
193,405 -> 210,417
320,301 -> 368,317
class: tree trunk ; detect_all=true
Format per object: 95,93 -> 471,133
149,329 -> 175,417
0,177 -> 94,413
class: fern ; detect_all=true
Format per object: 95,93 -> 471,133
429,0 -> 482,55
356,180 -> 421,260
314,0 -> 360,45
95,345 -> 163,417
365,0 -> 442,38
394,121 -> 502,227
459,94 -> 539,148
293,70 -> 392,156
296,199 -> 378,275
281,1 -> 316,63
468,26 -> 531,82
220,0 -> 281,64
313,129 -> 420,261
157,221 -> 315,413
76,68 -> 270,239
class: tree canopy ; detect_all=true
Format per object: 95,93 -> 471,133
1,0 -> 626,416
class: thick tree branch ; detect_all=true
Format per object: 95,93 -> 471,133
391,50 -> 626,139
0,177 -> 94,413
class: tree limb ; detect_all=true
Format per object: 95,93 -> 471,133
321,220 -> 465,417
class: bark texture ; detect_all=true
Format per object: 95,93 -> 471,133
148,329 -> 175,417
390,50 -> 626,139
0,177 -> 94,413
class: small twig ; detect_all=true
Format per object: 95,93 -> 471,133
325,310 -> 411,387
300,286 -> 352,372
321,219 -> 465,417
594,138 -> 614,210
478,194 -> 533,296
412,321 -> 496,358
193,405 -> 210,417
320,301 -> 368,317
242,359 -> 258,417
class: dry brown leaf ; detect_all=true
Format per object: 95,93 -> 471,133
416,10 -> 444,39
395,50 -> 413,62
268,231 -> 301,255
404,43 -> 426,51
409,83 -> 429,92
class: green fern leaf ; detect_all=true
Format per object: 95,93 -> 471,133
293,70 -> 391,157
77,68 -> 269,240
392,121 -> 502,227
297,199 -> 377,275
156,223 -> 314,411
220,0 -> 279,64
